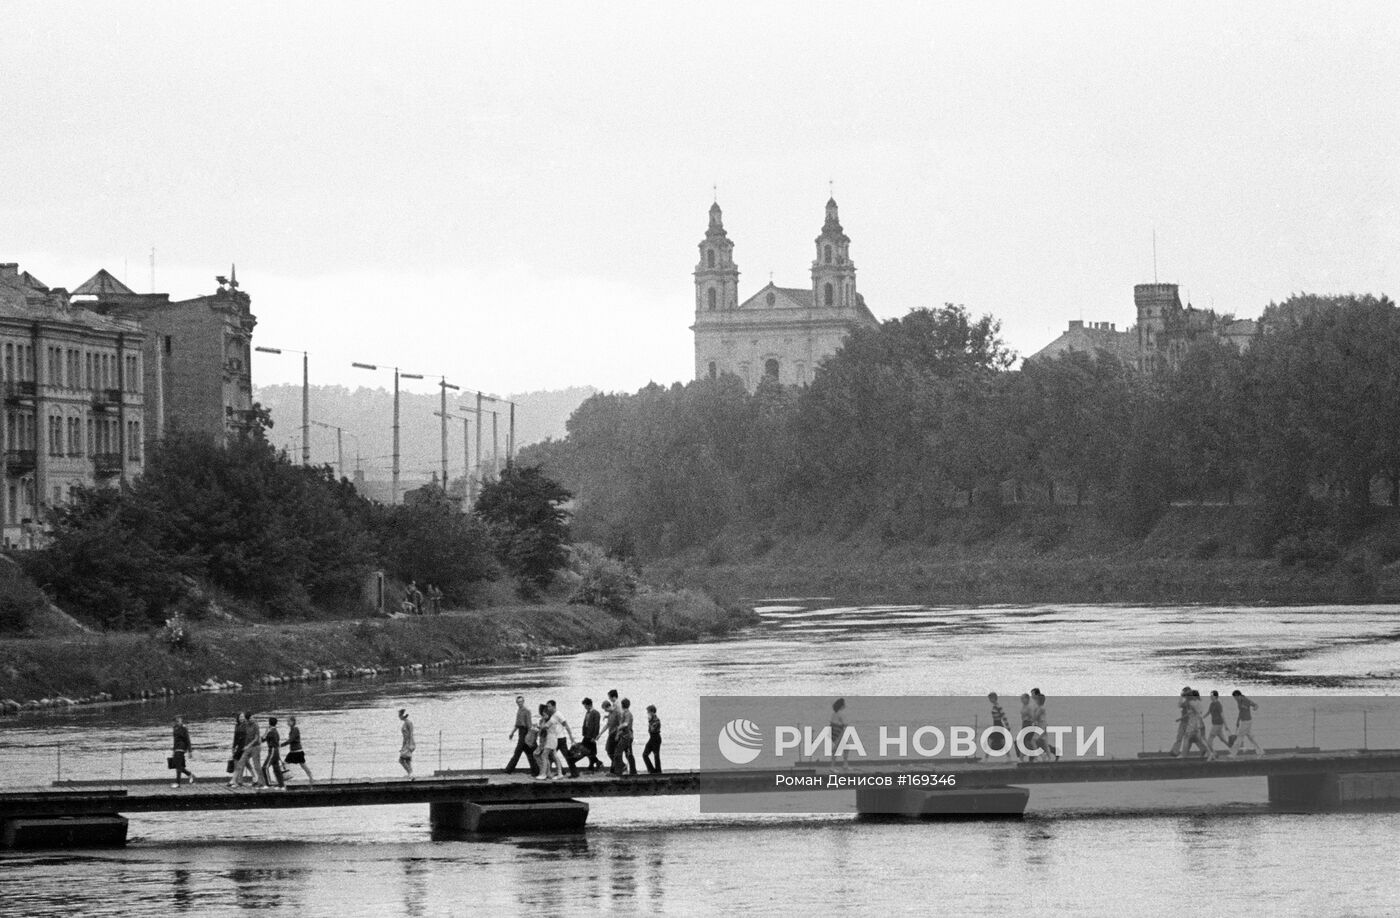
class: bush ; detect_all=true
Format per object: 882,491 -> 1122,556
1021,515 -> 1069,553
0,594 -> 36,633
1191,536 -> 1223,560
1277,531 -> 1342,571
568,543 -> 638,615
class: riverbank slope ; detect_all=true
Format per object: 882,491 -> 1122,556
651,505 -> 1400,605
0,600 -> 755,712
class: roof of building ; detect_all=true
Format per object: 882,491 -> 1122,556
72,268 -> 137,298
1028,320 -> 1140,366
0,268 -> 141,334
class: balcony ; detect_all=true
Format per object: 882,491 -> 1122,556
92,452 -> 123,478
4,449 -> 36,476
91,388 -> 122,412
4,381 -> 37,404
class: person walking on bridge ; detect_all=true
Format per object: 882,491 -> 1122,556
233,713 -> 266,788
603,698 -> 621,775
1205,691 -> 1230,756
170,716 -> 195,787
226,712 -> 246,788
505,695 -> 539,776
613,698 -> 638,776
283,715 -> 314,786
1169,687 -> 1192,756
643,704 -> 662,774
262,717 -> 286,789
577,697 -> 603,772
1031,689 -> 1059,761
399,709 -> 416,777
1231,691 -> 1263,755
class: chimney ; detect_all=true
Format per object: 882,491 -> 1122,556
1069,320 -> 1084,330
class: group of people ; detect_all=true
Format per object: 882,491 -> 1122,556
504,691 -> 663,779
1169,687 -> 1262,760
193,711 -> 315,789
400,581 -> 443,616
985,689 -> 1060,761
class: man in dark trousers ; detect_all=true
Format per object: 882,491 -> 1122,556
170,716 -> 195,787
262,717 -> 286,788
579,697 -> 603,771
504,695 -> 539,776
603,692 -> 622,775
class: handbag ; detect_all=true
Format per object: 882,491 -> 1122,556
226,758 -> 237,774
167,755 -> 180,770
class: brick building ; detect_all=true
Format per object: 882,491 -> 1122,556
77,268 -> 257,443
692,198 -> 878,390
0,264 -> 145,547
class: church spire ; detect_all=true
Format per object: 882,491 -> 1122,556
695,197 -> 738,314
812,196 -> 855,309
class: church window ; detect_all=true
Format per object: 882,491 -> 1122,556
823,283 -> 834,306
707,288 -> 717,310
707,249 -> 716,268
764,359 -> 780,380
708,361 -> 717,379
766,292 -> 776,306
824,245 -> 833,264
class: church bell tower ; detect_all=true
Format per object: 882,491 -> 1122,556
811,197 -> 856,309
695,201 -> 739,313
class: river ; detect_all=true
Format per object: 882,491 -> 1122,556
2,601 -> 1399,916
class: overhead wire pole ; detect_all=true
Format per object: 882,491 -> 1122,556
352,361 -> 423,504
432,409 -> 473,505
254,346 -> 310,465
311,420 -> 348,478
436,376 -> 461,489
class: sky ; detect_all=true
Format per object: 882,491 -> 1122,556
2,2 -> 1397,399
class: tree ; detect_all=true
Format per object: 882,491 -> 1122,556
474,465 -> 572,595
377,486 -> 496,603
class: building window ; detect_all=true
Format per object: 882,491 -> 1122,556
128,421 -> 141,462
707,249 -> 715,268
823,283 -> 834,306
797,362 -> 807,385
766,291 -> 776,306
164,336 -> 173,356
708,361 -> 717,379
824,244 -> 833,264
764,359 -> 780,380
707,287 -> 717,310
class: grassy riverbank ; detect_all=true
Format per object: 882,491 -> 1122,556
0,599 -> 756,711
650,506 -> 1400,605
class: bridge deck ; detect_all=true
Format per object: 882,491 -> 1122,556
3,749 -> 1399,817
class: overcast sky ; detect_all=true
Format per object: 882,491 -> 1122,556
3,2 -> 1396,398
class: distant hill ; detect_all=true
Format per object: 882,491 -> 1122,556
253,383 -> 596,484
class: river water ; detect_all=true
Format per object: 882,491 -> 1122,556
2,601 -> 1399,916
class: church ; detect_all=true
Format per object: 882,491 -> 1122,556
691,197 -> 878,390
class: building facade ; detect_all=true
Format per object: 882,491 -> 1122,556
0,264 -> 145,547
1029,282 -> 1260,370
692,198 -> 878,390
77,268 -> 257,443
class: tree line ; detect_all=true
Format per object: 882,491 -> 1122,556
524,294 -> 1400,563
19,412 -> 571,630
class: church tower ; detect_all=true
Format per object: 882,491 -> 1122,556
694,201 -> 739,314
811,197 -> 856,309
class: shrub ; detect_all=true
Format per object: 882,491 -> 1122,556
1021,515 -> 1069,553
568,543 -> 638,615
1191,536 -> 1223,560
1277,531 -> 1341,571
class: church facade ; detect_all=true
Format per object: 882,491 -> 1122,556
691,197 -> 878,390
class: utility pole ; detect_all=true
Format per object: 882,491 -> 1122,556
474,391 -> 483,490
491,410 -> 499,479
353,362 -> 422,504
255,346 -> 310,465
508,401 -> 515,469
435,376 -> 460,490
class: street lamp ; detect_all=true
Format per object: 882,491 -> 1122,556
310,420 -> 359,479
433,376 -> 461,489
255,346 -> 309,465
351,361 -> 423,504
